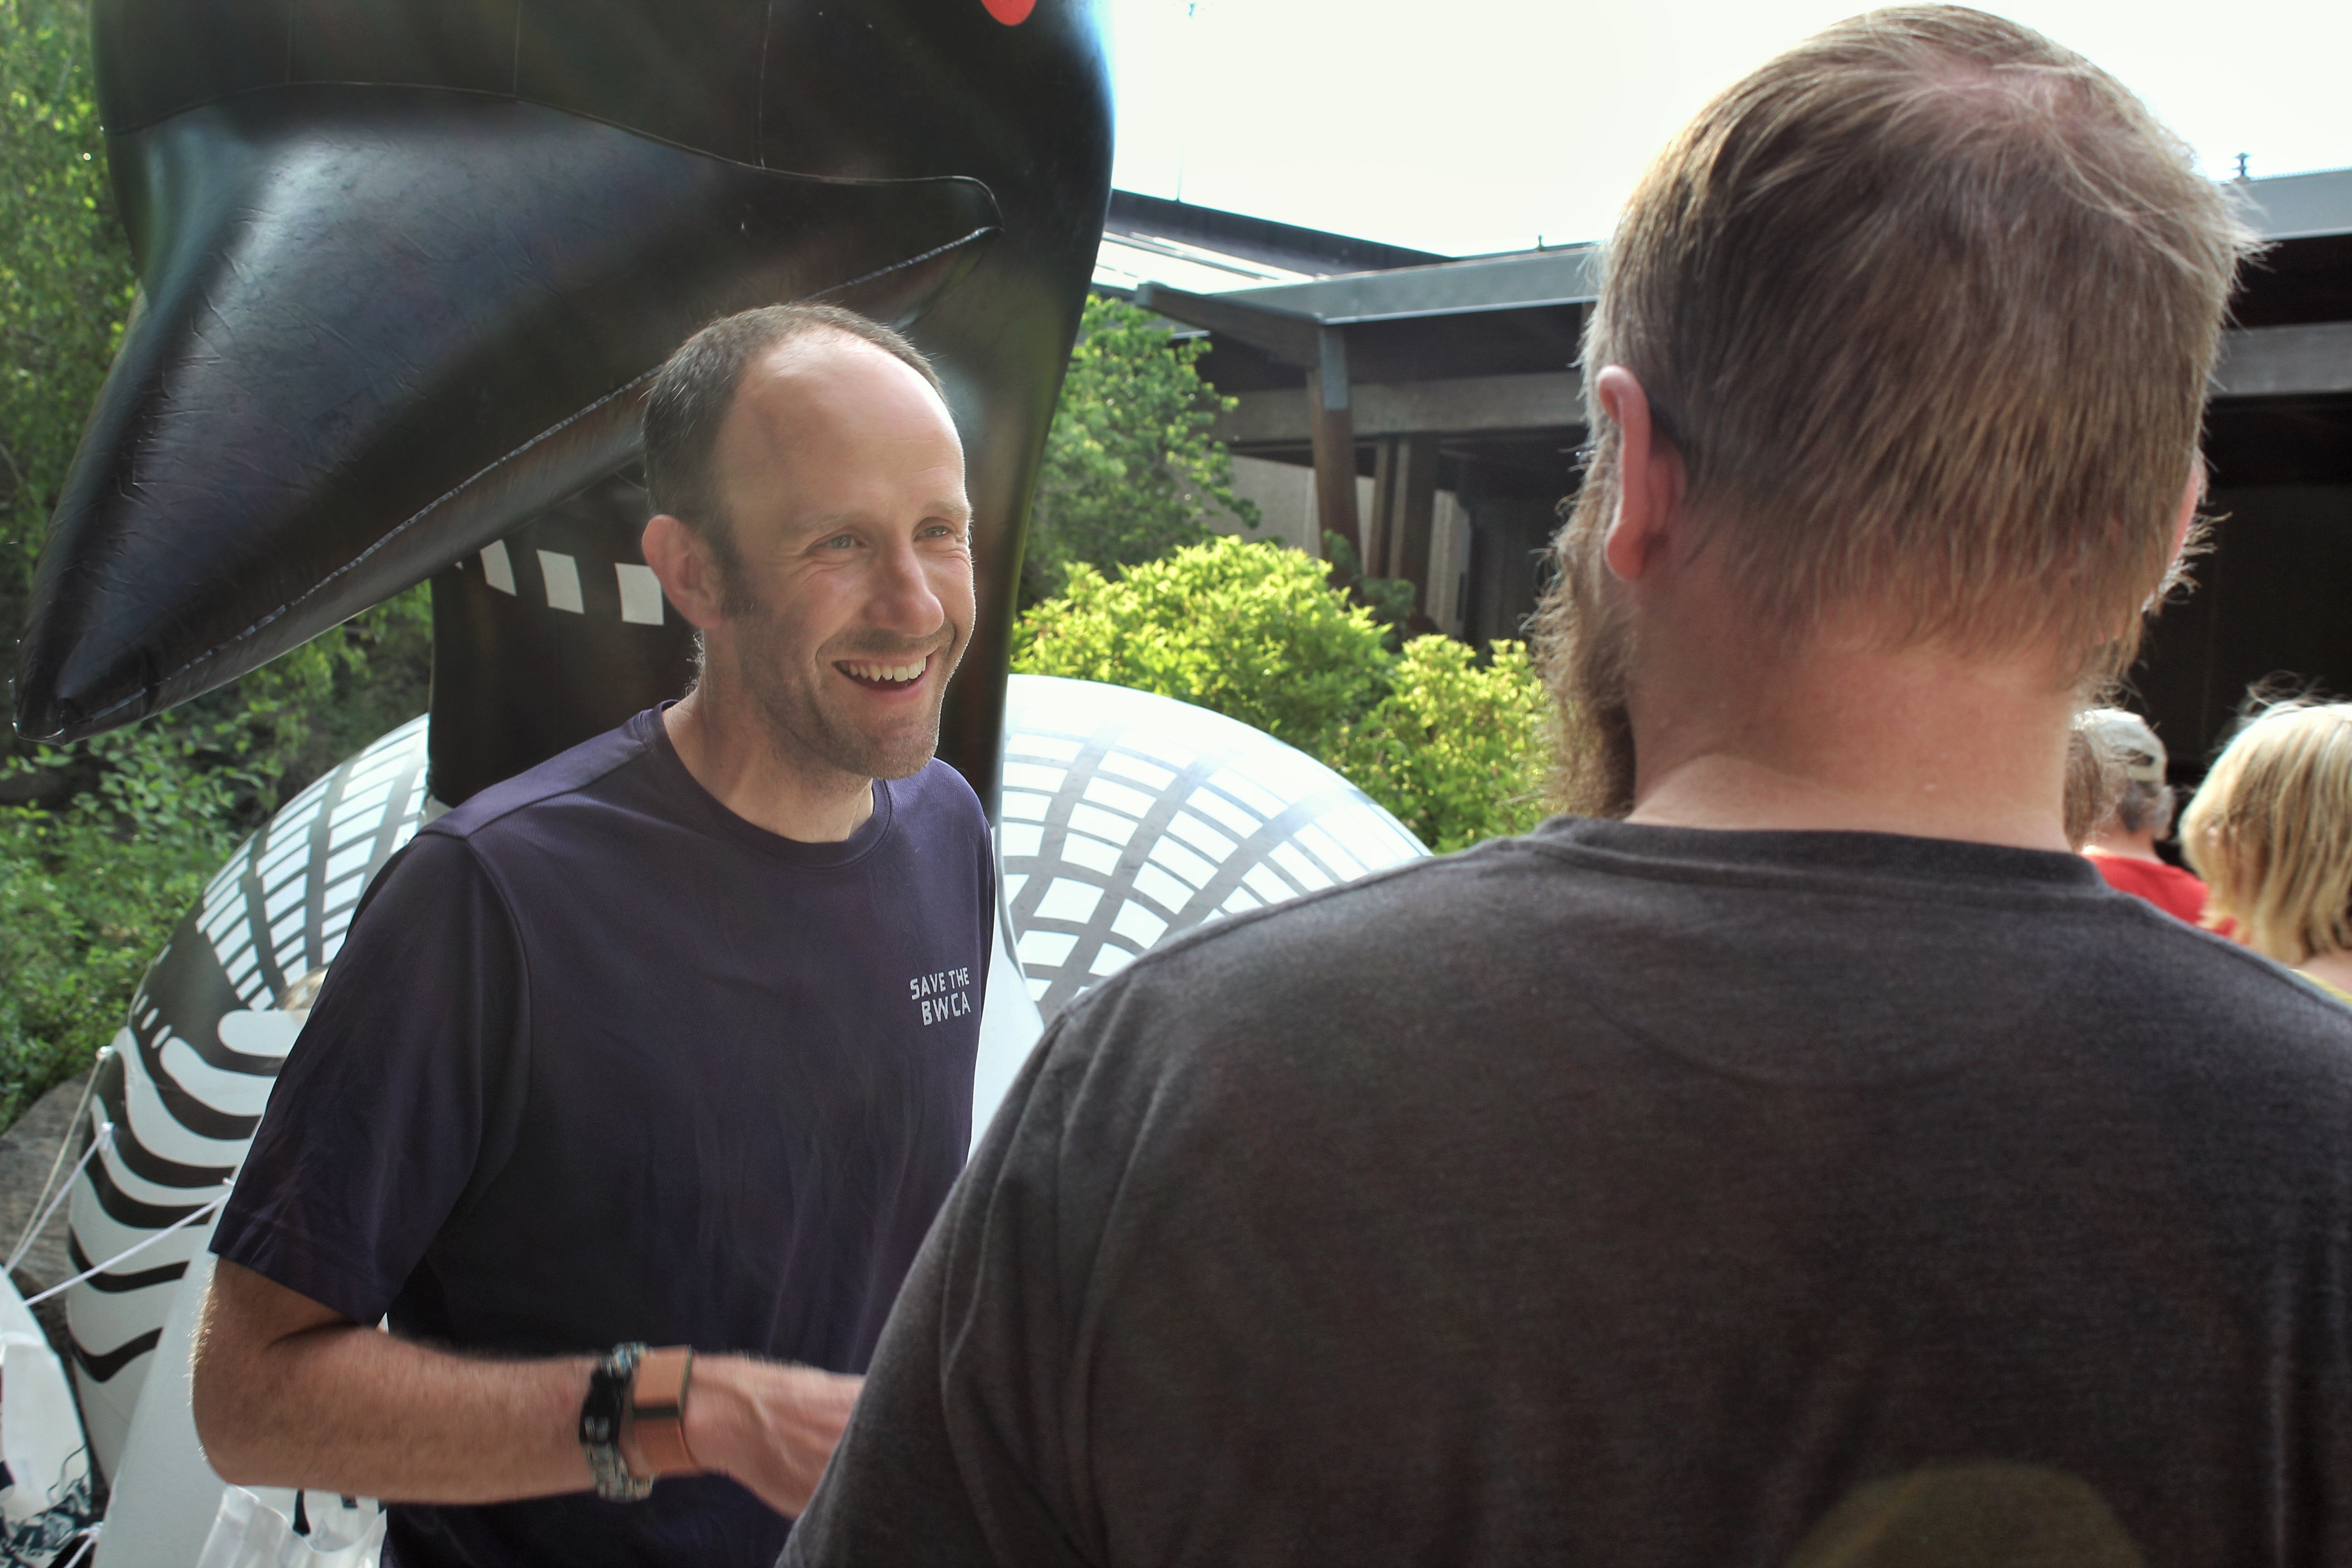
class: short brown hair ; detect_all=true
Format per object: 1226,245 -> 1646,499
2182,701 -> 2352,965
1555,5 -> 2253,680
641,303 -> 943,565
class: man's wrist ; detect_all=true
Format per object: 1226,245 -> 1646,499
675,1353 -> 750,1480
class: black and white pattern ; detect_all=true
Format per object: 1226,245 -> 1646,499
64,719 -> 434,1475
1000,676 -> 1428,1019
464,541 -> 668,625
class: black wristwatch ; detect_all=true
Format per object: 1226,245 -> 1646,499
579,1342 -> 653,1502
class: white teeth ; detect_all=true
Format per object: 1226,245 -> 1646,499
843,659 -> 925,683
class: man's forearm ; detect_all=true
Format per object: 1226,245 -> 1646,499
194,1261 -> 864,1515
198,1314 -> 597,1504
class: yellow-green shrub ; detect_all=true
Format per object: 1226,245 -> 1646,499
1011,536 -> 1392,760
1338,637 -> 1553,853
1013,537 -> 1555,852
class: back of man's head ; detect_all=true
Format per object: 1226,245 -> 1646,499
1563,5 -> 2252,682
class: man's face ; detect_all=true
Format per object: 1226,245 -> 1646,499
704,334 -> 973,784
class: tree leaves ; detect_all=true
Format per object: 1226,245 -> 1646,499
1020,294 -> 1259,608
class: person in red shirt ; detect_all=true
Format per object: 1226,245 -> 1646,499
2078,708 -> 2211,924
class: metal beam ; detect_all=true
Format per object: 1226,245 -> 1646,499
2214,321 -> 2352,399
1213,323 -> 2352,448
1131,281 -> 1323,367
1218,372 -> 1582,445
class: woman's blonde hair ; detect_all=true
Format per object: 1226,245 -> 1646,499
2181,701 -> 2352,964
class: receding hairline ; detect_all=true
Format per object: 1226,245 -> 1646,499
712,324 -> 962,461
742,321 -> 951,394
701,325 -> 967,531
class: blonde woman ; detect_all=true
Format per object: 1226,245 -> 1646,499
2182,701 -> 2352,1004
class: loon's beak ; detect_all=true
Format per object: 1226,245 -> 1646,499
13,88 -> 997,742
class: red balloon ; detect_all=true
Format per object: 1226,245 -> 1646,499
982,0 -> 1034,22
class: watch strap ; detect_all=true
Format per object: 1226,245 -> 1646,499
579,1343 -> 653,1502
629,1346 -> 699,1477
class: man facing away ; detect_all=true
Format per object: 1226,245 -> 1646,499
787,10 -> 2352,1566
2076,707 -> 2212,924
192,304 -> 996,1568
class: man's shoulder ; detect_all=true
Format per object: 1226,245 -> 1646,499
428,713 -> 661,848
885,758 -> 990,845
890,756 -> 986,819
1057,831 -> 1547,1032
1054,818 -> 2352,1090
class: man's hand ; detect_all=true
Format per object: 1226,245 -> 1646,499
679,1356 -> 864,1517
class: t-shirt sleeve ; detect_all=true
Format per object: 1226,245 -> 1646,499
210,829 -> 528,1325
783,1008 -> 1107,1568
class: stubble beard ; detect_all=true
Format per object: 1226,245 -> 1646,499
727,596 -> 963,786
1534,456 -> 1639,819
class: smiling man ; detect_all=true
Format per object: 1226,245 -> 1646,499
191,304 -> 995,1568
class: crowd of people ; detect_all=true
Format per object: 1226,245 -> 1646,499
181,5 -> 2352,1567
2075,700 -> 2352,1009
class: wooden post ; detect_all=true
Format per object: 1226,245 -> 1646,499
1392,433 -> 1440,611
1304,326 -> 1360,569
1368,437 -> 1399,578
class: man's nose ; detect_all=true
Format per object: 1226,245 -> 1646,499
867,538 -> 949,635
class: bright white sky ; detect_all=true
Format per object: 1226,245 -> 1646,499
1104,0 -> 2352,258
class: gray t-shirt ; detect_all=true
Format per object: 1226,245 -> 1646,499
787,818 -> 2352,1567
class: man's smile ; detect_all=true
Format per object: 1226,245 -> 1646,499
836,652 -> 936,691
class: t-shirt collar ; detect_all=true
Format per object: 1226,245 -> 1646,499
632,704 -> 896,868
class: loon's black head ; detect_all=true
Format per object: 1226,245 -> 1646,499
15,0 -> 1110,804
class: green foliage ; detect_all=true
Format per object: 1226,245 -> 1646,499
0,733 -> 243,1127
0,0 -> 138,649
1336,637 -> 1553,853
1013,535 -> 1391,760
1320,528 -> 1419,645
1022,294 -> 1259,608
1013,534 -> 1555,849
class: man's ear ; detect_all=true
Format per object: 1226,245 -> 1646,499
2169,457 -> 2206,565
1595,366 -> 1687,583
641,514 -> 726,632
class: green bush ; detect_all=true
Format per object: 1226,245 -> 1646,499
0,731 -> 244,1125
1337,636 -> 1553,853
1013,536 -> 1393,760
1013,534 -> 1554,850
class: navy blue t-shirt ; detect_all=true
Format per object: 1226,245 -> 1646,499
213,707 -> 994,1568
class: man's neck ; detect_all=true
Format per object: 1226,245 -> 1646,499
1622,621 -> 2077,852
2085,827 -> 2165,863
662,687 -> 875,843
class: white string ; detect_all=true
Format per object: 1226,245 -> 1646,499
4,1119 -> 115,1280
20,1193 -> 228,1309
3,1065 -> 103,1276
